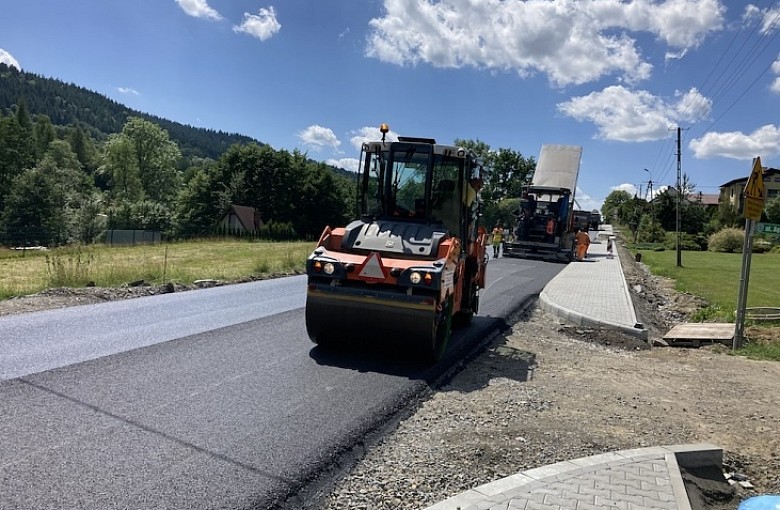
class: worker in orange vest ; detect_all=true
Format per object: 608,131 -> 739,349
545,216 -> 556,243
575,228 -> 591,261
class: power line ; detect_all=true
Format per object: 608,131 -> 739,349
645,2 -> 780,187
693,8 -> 780,132
681,0 -> 779,126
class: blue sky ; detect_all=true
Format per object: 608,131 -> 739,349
2,0 -> 779,212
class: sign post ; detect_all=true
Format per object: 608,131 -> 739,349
734,157 -> 765,349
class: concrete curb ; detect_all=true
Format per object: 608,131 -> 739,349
539,288 -> 649,340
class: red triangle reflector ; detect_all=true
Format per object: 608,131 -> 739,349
358,252 -> 386,281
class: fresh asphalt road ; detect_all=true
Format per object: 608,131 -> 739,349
0,255 -> 562,509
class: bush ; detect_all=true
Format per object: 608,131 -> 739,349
752,239 -> 772,253
690,304 -> 734,322
708,228 -> 744,252
636,215 -> 665,243
664,232 -> 702,251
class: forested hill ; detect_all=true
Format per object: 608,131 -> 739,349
0,63 -> 259,160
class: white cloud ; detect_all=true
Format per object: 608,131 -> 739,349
366,0 -> 724,87
771,55 -> 780,94
298,125 -> 341,150
612,183 -> 639,196
689,124 -> 780,160
557,85 -> 710,142
326,158 -> 361,173
574,187 -> 603,212
0,48 -> 20,70
349,126 -> 400,151
175,0 -> 222,21
620,0 -> 726,48
233,7 -> 281,41
756,5 -> 780,34
117,87 -> 140,96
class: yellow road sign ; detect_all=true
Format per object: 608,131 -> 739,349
744,157 -> 765,200
743,157 -> 765,221
744,196 -> 763,221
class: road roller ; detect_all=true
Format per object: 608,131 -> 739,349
304,124 -> 487,361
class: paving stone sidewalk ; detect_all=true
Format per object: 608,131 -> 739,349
424,444 -> 723,510
539,226 -> 648,340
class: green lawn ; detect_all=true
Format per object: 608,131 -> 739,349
635,249 -> 779,320
635,247 -> 780,360
0,239 -> 317,299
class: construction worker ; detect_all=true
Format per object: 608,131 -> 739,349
491,223 -> 503,258
575,228 -> 590,261
544,215 -> 556,243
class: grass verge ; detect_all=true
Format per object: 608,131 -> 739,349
633,245 -> 780,360
1,239 -> 316,297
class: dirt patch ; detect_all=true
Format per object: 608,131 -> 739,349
682,465 -> 742,510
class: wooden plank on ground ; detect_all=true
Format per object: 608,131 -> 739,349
663,323 -> 735,346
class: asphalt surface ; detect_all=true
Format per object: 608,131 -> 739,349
0,256 -> 563,509
0,276 -> 308,380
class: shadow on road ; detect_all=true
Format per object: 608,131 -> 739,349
308,315 -> 513,384
308,341 -> 432,379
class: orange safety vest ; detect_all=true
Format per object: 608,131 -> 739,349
545,218 -> 555,235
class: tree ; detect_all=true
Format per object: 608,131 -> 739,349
453,139 -> 534,203
453,138 -> 534,233
0,113 -> 36,213
102,134 -> 143,202
67,125 -> 98,175
295,162 -> 354,238
2,167 -> 60,246
34,141 -> 100,244
176,165 -> 221,237
764,196 -> 780,224
636,214 -> 665,243
121,117 -> 181,205
33,114 -> 55,159
219,143 -> 304,223
653,178 -> 710,235
485,148 -> 534,202
713,190 -> 741,229
482,198 -> 520,233
175,142 -> 354,239
70,192 -> 106,244
601,190 -> 632,223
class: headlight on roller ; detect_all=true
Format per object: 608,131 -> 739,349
323,262 -> 335,275
409,271 -> 422,284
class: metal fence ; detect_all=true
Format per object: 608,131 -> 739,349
104,230 -> 162,246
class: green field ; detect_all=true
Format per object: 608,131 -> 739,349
0,240 -> 317,300
635,249 -> 778,321
635,247 -> 780,360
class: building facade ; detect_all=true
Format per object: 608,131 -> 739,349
719,167 -> 780,213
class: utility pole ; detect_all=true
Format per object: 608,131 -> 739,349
644,168 -> 654,221
675,127 -> 682,267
